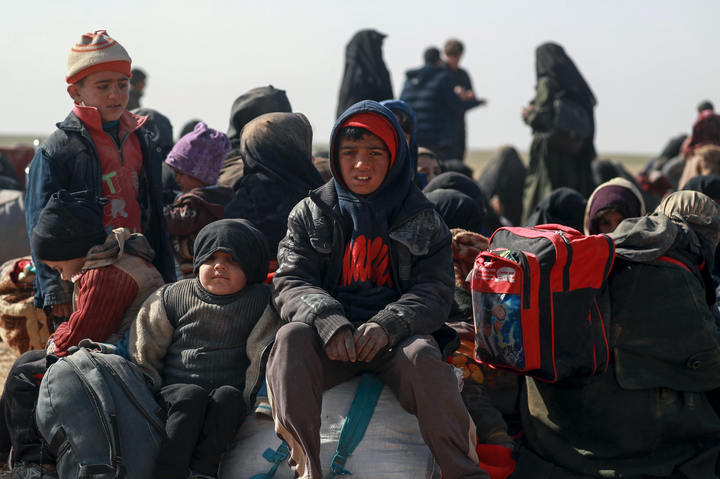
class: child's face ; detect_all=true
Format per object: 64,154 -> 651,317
198,251 -> 247,295
67,71 -> 129,123
417,154 -> 441,184
338,132 -> 390,196
596,210 -> 626,234
42,257 -> 86,282
173,167 -> 207,193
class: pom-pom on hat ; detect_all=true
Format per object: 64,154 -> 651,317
165,122 -> 232,185
66,30 -> 132,84
32,190 -> 109,262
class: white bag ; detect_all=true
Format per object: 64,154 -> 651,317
219,376 -> 440,479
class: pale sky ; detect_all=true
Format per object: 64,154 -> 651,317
1,0 -> 718,155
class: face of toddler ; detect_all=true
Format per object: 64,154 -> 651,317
198,251 -> 247,295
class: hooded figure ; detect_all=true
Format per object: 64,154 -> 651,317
522,42 -> 597,224
478,146 -> 527,227
524,187 -> 587,233
224,112 -> 324,259
336,30 -> 393,119
584,177 -> 645,235
521,190 -> 720,479
681,110 -> 720,159
425,188 -> 483,234
192,218 -> 269,283
269,100 -> 510,479
381,99 -> 419,182
219,86 -> 292,191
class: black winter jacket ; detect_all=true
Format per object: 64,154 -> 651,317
400,63 -> 479,151
272,181 -> 455,349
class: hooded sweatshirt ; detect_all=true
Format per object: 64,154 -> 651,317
329,102 -> 424,321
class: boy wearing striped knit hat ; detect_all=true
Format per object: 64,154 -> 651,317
24,30 -> 175,337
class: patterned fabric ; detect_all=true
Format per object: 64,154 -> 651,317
0,257 -> 50,357
450,228 -> 488,291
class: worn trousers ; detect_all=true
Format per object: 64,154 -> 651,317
267,322 -> 487,479
1,349 -> 51,465
154,383 -> 246,479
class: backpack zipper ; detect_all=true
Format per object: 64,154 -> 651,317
556,230 -> 572,291
516,252 -> 532,310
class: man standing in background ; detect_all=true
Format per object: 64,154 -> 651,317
127,68 -> 147,110
444,39 -> 486,161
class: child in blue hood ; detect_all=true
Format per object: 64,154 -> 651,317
268,100 -> 510,479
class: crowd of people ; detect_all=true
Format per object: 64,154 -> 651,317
0,27 -> 720,479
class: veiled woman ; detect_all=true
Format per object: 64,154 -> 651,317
521,42 -> 597,224
224,112 -> 325,264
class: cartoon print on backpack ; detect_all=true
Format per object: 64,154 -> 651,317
473,291 -> 524,369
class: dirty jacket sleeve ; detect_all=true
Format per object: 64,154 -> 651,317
272,202 -> 351,345
369,209 -> 455,347
25,148 -> 76,308
129,285 -> 174,392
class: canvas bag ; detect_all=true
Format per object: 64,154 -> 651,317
218,376 -> 441,479
35,348 -> 166,479
0,256 -> 50,356
471,224 -> 614,382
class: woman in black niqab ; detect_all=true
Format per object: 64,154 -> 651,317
536,42 -> 596,118
224,112 -> 324,260
336,30 -> 394,119
521,42 -> 597,224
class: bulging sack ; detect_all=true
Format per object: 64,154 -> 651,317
36,348 -> 166,479
471,224 -> 614,382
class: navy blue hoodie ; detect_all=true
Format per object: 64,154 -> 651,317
330,100 -> 432,321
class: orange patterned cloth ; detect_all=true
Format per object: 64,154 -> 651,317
0,257 -> 51,356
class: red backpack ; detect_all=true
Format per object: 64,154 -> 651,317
470,224 -> 615,382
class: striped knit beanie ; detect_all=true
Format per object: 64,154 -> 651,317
66,30 -> 132,84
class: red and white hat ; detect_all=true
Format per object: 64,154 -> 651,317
66,30 -> 132,84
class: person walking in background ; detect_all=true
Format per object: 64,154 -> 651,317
127,68 -> 147,110
443,39 -> 486,161
401,47 -> 479,161
336,30 -> 393,119
521,42 -> 597,224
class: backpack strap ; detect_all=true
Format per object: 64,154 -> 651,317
657,256 -> 692,273
329,373 -> 385,478
64,349 -> 124,477
252,374 -> 384,479
250,442 -> 290,479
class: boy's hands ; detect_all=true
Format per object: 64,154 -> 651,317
325,323 -> 389,363
354,323 -> 389,362
325,326 -> 357,362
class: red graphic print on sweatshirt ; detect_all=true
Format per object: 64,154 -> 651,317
341,235 -> 393,288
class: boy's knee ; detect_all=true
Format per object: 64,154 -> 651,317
274,322 -> 317,349
210,385 -> 242,405
394,337 -> 452,382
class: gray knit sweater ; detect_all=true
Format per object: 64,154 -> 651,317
130,278 -> 270,392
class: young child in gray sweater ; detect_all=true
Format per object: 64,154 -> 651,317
130,219 -> 281,479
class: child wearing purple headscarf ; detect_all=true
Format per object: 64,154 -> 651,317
164,122 -> 235,278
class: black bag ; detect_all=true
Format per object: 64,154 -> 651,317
540,98 -> 592,155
